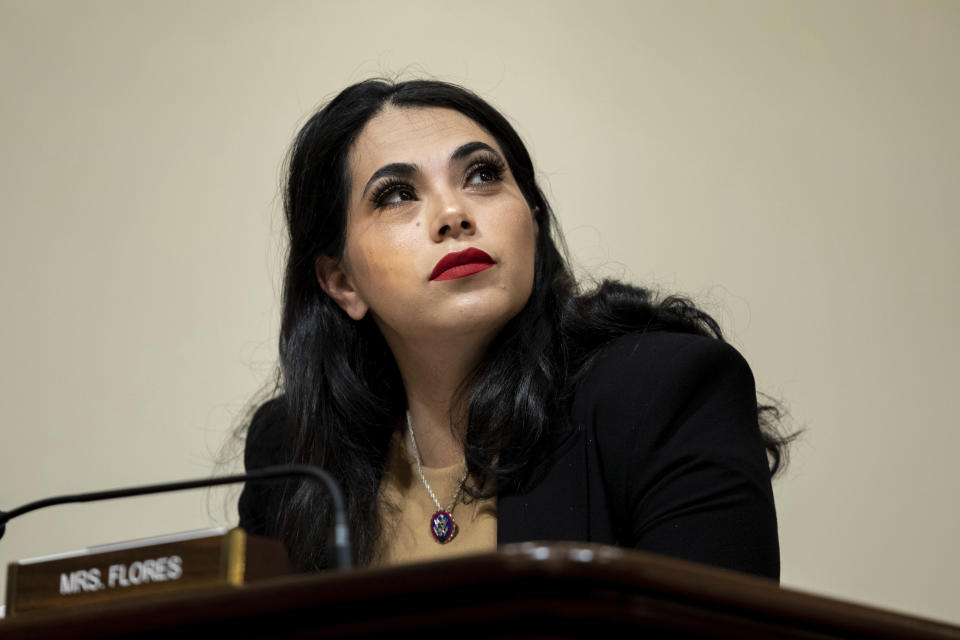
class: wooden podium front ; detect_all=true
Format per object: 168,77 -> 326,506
1,542 -> 957,639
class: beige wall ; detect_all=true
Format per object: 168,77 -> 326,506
1,0 -> 958,624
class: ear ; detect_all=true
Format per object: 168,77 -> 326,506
532,205 -> 541,237
315,255 -> 369,321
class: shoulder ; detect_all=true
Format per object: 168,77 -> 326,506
244,396 -> 294,471
571,330 -> 765,478
587,330 -> 750,381
574,331 -> 756,428
238,396 -> 293,537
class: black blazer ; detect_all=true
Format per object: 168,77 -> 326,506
239,331 -> 779,579
497,331 -> 779,579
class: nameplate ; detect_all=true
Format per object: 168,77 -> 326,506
4,527 -> 289,616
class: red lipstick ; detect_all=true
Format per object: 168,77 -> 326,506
429,248 -> 495,281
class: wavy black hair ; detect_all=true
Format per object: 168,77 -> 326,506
265,78 -> 790,571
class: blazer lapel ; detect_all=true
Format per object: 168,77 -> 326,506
497,426 -> 591,544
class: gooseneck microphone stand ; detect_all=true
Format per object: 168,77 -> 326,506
0,464 -> 352,571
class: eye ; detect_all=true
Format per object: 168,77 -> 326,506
370,179 -> 417,209
470,166 -> 498,184
465,156 -> 506,188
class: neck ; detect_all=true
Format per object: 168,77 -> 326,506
382,329 -> 492,468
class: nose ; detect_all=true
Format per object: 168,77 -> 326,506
431,202 -> 476,242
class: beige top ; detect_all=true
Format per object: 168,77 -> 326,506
371,429 -> 497,566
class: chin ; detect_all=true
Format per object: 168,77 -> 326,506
448,303 -> 529,343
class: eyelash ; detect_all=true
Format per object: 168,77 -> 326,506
465,153 -> 507,186
369,154 -> 508,210
369,177 -> 412,210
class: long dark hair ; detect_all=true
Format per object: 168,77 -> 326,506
270,78 -> 790,571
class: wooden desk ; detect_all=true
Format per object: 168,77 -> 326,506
1,542 -> 957,639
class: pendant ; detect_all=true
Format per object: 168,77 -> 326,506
430,510 -> 456,544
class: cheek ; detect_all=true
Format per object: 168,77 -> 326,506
344,229 -> 414,301
522,221 -> 540,290
500,210 -> 538,296
513,213 -> 539,266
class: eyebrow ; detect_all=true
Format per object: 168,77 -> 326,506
360,162 -> 418,198
450,140 -> 497,162
360,141 -> 501,198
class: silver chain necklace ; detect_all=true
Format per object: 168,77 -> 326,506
406,411 -> 468,544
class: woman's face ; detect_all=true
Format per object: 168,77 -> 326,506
318,106 -> 537,348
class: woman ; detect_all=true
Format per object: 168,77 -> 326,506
239,79 -> 788,579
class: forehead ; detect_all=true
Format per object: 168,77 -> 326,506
349,106 -> 500,180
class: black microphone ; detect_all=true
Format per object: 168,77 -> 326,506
0,464 -> 352,571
